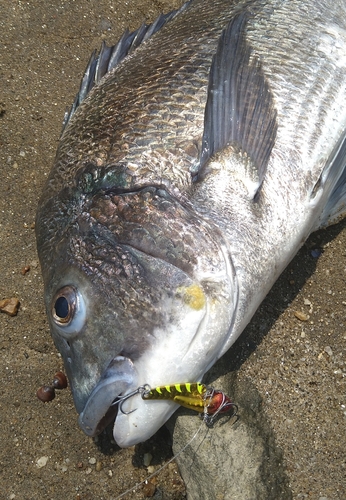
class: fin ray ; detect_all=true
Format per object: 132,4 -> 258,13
63,1 -> 192,131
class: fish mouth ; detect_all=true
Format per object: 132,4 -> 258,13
78,356 -> 138,437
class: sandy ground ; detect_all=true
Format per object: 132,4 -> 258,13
0,1 -> 345,499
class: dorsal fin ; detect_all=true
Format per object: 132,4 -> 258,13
62,1 -> 192,131
197,12 -> 277,191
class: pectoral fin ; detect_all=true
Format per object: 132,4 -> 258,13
197,12 -> 277,198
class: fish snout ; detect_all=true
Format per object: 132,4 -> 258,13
78,356 -> 137,437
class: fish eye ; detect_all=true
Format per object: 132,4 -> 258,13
55,296 -> 69,321
51,285 -> 86,334
52,286 -> 76,325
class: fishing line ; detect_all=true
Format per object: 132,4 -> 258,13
114,421 -> 207,500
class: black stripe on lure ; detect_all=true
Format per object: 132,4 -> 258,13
115,383 -> 238,425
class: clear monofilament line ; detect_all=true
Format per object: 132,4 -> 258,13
114,421 -> 206,500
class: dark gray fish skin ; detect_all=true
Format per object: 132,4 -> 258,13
36,0 -> 346,446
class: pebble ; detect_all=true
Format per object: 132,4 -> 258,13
294,310 -> 309,321
36,456 -> 48,468
142,481 -> 156,497
143,453 -> 153,467
311,248 -> 322,258
0,297 -> 20,316
21,265 -> 30,275
324,346 -> 333,357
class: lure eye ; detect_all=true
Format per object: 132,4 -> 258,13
52,286 -> 77,325
51,286 -> 86,335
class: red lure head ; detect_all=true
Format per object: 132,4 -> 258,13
204,388 -> 237,421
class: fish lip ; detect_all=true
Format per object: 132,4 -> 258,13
78,355 -> 138,437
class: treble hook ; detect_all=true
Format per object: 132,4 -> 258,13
203,387 -> 239,425
111,384 -> 151,415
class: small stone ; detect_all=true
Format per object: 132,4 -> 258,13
324,346 -> 333,357
143,452 -> 153,467
311,248 -> 322,258
333,369 -> 343,379
142,481 -> 156,497
0,297 -> 20,316
294,311 -> 309,321
36,456 -> 48,468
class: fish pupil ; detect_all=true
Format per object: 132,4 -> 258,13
55,296 -> 69,319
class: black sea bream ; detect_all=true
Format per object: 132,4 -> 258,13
36,0 -> 346,446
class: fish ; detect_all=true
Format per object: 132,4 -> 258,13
36,0 -> 346,447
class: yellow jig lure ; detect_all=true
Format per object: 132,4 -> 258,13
112,382 -> 238,425
141,383 -> 237,424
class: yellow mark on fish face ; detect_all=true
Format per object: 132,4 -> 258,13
178,284 -> 205,310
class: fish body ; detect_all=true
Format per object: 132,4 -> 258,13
36,0 -> 346,446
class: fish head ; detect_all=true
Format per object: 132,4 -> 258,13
37,186 -> 236,446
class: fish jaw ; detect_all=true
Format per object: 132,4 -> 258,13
77,357 -> 177,446
113,397 -> 178,448
78,356 -> 138,437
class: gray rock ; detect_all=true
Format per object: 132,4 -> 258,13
167,370 -> 292,500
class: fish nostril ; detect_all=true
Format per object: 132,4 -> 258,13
62,339 -> 71,350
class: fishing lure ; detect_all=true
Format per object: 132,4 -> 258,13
141,383 -> 238,425
112,383 -> 237,499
